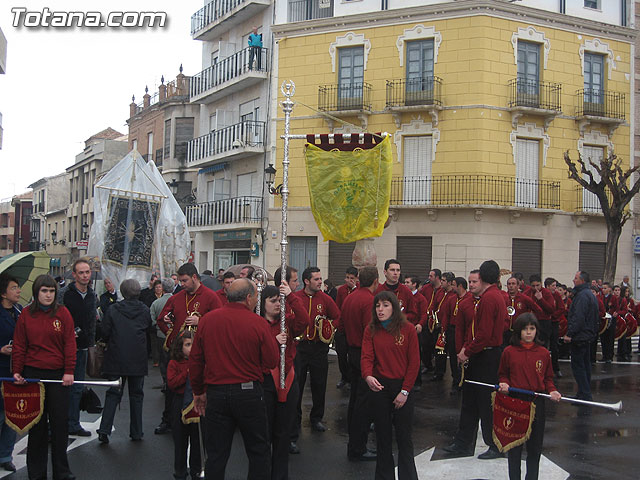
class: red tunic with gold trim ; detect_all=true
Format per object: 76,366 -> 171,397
463,285 -> 506,355
411,291 -> 428,328
419,283 -> 446,332
504,293 -> 542,331
336,283 -> 358,310
454,293 -> 476,354
158,284 -> 222,348
524,288 -> 556,323
376,283 -> 417,325
265,294 -> 312,374
499,343 -> 557,394
291,289 -> 340,342
438,291 -> 459,331
341,287 -> 375,348
215,288 -> 228,306
551,290 -> 565,323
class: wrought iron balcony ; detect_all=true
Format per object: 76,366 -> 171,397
191,0 -> 270,41
318,83 -> 372,112
185,196 -> 262,228
386,77 -> 443,108
574,185 -> 613,214
508,78 -> 562,111
575,89 -> 625,120
288,0 -> 334,22
186,120 -> 266,166
190,47 -> 268,103
391,175 -> 561,210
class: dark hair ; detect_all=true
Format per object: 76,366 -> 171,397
430,269 -> 442,279
222,271 -> 236,280
241,266 -> 255,279
513,272 -> 524,282
544,277 -> 556,288
153,279 -> 162,288
274,266 -> 297,286
202,270 -> 212,276
259,285 -> 279,319
603,281 -> 612,288
302,267 -> 320,284
170,329 -> 195,361
442,272 -> 455,283
346,266 -> 358,277
510,313 -> 543,346
358,266 -> 379,288
30,274 -> 59,316
227,278 -> 256,303
0,273 -> 19,297
621,285 -> 630,298
479,260 -> 500,284
177,263 -> 199,279
470,269 -> 480,275
384,259 -> 400,271
120,279 -> 141,300
324,279 -> 334,289
370,291 -> 406,338
405,276 -> 420,288
578,271 -> 590,283
454,277 -> 467,290
529,274 -> 541,284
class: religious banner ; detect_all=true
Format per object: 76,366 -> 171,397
2,381 -> 45,434
491,392 -> 536,453
304,135 -> 392,243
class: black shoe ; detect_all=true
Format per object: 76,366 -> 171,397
429,375 -> 443,382
442,443 -> 472,455
154,422 -> 171,435
289,442 -> 300,454
0,462 -> 16,472
98,433 -> 109,444
311,421 -> 327,432
69,428 -> 91,437
130,436 -> 143,441
348,450 -> 377,462
478,447 -> 503,459
336,380 -> 347,389
554,370 -> 563,378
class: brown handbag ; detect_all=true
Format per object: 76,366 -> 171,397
86,342 -> 106,379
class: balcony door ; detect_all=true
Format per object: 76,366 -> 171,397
403,136 -> 432,205
515,139 -> 539,207
237,173 -> 260,220
517,41 -> 540,107
582,146 -> 603,212
289,237 -> 317,291
405,39 -> 434,106
584,53 -> 604,115
338,46 -> 364,110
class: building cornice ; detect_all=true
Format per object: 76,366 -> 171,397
272,0 -> 636,43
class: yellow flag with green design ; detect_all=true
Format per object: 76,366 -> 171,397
304,136 -> 392,243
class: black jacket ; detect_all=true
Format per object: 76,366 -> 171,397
567,283 -> 599,343
99,290 -> 118,316
102,299 -> 152,377
59,282 -> 97,350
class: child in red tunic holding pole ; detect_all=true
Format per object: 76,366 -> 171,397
498,313 -> 561,480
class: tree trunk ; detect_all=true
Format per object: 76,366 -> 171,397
604,221 -> 622,283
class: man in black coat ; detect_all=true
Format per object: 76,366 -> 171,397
563,271 -> 599,401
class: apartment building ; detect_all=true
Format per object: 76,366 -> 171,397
267,0 -> 634,285
0,201 -> 14,256
10,192 -> 32,253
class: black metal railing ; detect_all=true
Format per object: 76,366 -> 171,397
575,89 -> 625,119
574,185 -> 613,213
186,120 -> 266,163
318,83 -> 372,112
288,0 -> 333,22
508,78 -> 562,111
191,0 -> 247,35
386,77 -> 442,108
391,175 -> 561,210
185,196 -> 262,227
190,47 -> 268,99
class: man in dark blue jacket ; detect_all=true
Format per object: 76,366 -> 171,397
0,274 -> 20,472
563,271 -> 599,401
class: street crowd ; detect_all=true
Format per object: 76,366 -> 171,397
0,255 -> 631,480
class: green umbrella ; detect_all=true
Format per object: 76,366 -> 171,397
0,251 -> 51,305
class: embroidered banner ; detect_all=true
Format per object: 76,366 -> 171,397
2,381 -> 45,434
492,392 -> 536,453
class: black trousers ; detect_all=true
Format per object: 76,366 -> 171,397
205,382 -> 270,480
454,348 -> 501,450
617,337 -> 632,359
292,341 -> 329,441
347,346 -> 372,457
538,319 -> 551,349
507,397 -> 546,480
160,347 -> 174,426
264,373 -> 299,480
600,321 -> 616,361
549,322 -> 560,372
371,377 -> 418,480
445,326 -> 461,385
334,331 -> 350,383
23,366 -> 73,480
421,327 -> 437,370
170,392 -> 202,480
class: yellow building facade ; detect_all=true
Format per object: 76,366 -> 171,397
267,3 -> 635,286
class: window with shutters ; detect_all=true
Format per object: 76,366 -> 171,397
338,46 -> 364,110
515,138 -> 539,207
403,136 -> 432,205
512,238 -> 542,282
147,132 -> 154,161
396,236 -> 432,279
164,120 -> 171,159
517,41 -> 540,105
174,118 -> 194,162
581,145 -> 604,212
289,237 -> 318,289
579,242 -> 605,280
328,241 -> 356,286
405,39 -> 434,105
584,52 -> 604,112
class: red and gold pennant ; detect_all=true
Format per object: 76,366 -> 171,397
2,381 -> 45,435
491,392 -> 536,453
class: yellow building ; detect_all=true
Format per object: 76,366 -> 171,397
265,1 -> 635,285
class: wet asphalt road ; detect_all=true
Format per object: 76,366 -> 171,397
5,353 -> 639,480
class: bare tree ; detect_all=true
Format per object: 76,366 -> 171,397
564,151 -> 640,282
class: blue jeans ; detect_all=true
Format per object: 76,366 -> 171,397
0,397 -> 17,463
570,341 -> 592,400
68,349 -> 87,432
98,376 -> 145,439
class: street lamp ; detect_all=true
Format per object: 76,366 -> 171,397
265,164 -> 282,195
51,230 -> 58,244
167,179 -> 179,195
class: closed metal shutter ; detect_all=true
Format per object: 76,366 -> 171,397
328,241 -> 356,286
397,236 -> 432,279
579,241 -> 606,281
175,117 -> 194,162
512,238 -> 542,282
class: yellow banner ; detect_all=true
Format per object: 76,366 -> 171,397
304,136 -> 392,243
